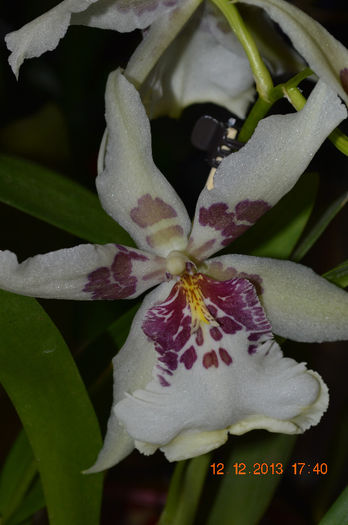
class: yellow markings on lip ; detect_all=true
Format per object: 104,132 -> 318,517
180,273 -> 218,333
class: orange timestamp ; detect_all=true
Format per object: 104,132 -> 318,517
210,462 -> 328,476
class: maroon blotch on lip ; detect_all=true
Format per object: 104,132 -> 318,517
203,350 -> 219,369
219,348 -> 232,365
180,346 -> 197,370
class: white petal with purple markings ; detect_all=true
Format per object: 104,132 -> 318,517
239,0 -> 348,104
97,70 -> 191,257
0,243 -> 165,300
204,255 -> 348,342
87,282 -> 173,472
115,272 -> 327,461
188,81 -> 347,260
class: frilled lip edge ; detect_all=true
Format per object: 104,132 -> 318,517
134,370 -> 328,462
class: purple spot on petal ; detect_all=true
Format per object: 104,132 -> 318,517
219,348 -> 232,365
210,327 -> 223,341
83,247 -> 147,300
198,200 -> 271,247
180,346 -> 197,369
158,375 -> 170,387
219,316 -> 241,335
248,345 -> 257,355
199,203 -> 234,231
130,194 -> 177,227
195,327 -> 204,346
159,351 -> 178,371
203,350 -> 219,369
235,199 -> 271,223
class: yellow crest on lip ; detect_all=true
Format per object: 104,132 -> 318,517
180,273 -> 218,332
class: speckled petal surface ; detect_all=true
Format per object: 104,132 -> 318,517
187,81 -> 347,260
203,255 -> 348,342
139,4 -> 255,119
6,0 -> 185,77
74,0 -> 185,32
5,0 -> 98,78
115,273 -> 327,461
0,244 -> 165,300
97,70 -> 191,257
240,0 -> 348,104
87,282 -> 172,472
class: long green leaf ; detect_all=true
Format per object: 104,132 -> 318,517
206,432 -> 296,525
0,431 -> 37,522
319,486 -> 348,525
230,172 -> 318,259
0,154 -> 133,245
323,260 -> 348,288
291,191 -> 348,262
6,477 -> 44,525
0,290 -> 103,525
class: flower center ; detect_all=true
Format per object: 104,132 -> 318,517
165,250 -> 189,276
179,273 -> 218,333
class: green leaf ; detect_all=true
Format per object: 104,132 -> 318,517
206,432 -> 296,525
0,431 -> 38,523
159,454 -> 212,525
319,486 -> 348,525
6,477 -> 44,525
0,290 -> 103,525
0,154 -> 133,245
230,172 -> 318,259
291,191 -> 348,262
323,260 -> 348,288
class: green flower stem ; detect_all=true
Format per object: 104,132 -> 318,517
238,68 -> 313,142
210,0 -> 273,100
237,97 -> 272,142
284,86 -> 348,156
159,453 -> 211,525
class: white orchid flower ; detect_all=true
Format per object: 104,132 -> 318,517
0,70 -> 347,469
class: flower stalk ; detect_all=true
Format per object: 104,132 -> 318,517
210,0 -> 273,100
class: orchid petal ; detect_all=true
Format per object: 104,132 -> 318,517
125,0 -> 204,90
239,0 -> 348,103
5,0 -> 98,78
139,5 -> 255,119
97,70 -> 191,257
238,5 -> 304,76
0,243 -> 165,300
115,273 -> 327,461
87,282 -> 173,472
74,0 -> 184,32
188,80 -> 347,260
5,0 -> 183,77
204,255 -> 348,342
